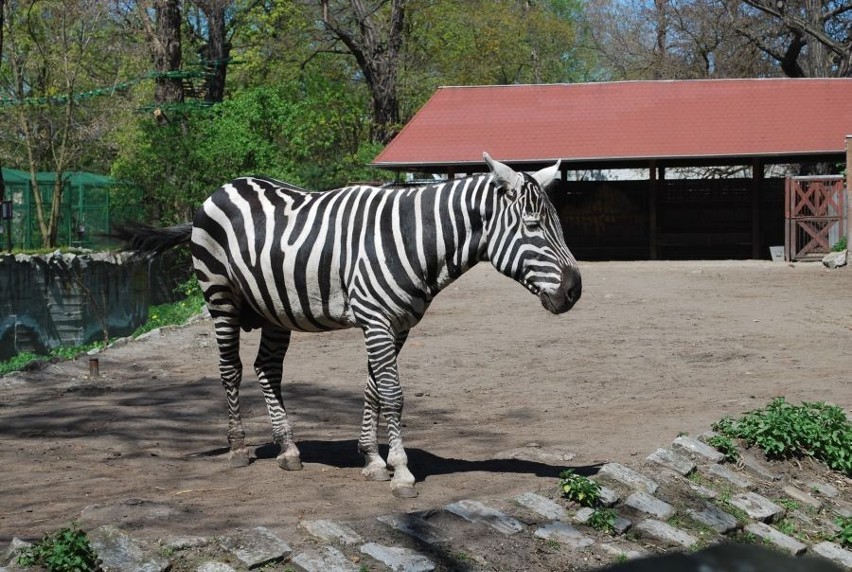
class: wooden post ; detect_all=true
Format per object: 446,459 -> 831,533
847,135 -> 852,248
752,159 -> 763,259
649,162 -> 658,260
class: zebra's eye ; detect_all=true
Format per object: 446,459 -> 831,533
523,213 -> 541,228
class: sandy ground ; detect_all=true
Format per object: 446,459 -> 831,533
1,259 -> 850,546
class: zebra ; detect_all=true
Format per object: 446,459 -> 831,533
116,152 -> 581,498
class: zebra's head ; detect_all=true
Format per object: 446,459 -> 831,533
483,152 -> 582,314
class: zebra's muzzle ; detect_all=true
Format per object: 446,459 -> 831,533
539,269 -> 582,314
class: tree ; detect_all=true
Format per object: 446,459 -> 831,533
0,0 -> 128,247
729,0 -> 851,77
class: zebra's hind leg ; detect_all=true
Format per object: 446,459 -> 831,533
362,326 -> 417,498
212,313 -> 250,468
255,325 -> 302,471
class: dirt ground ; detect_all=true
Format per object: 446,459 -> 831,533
1,259 -> 851,549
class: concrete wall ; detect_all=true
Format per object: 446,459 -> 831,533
0,252 -> 190,360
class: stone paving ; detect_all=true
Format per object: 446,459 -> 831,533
2,433 -> 851,572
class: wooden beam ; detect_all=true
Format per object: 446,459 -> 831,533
847,135 -> 852,246
649,162 -> 658,259
752,158 -> 763,259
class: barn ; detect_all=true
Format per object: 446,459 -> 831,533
372,78 -> 852,260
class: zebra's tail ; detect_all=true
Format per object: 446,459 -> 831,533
111,221 -> 193,255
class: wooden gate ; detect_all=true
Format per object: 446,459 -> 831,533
785,175 -> 846,261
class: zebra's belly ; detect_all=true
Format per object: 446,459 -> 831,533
241,280 -> 356,333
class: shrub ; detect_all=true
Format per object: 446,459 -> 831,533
559,469 -> 601,507
713,397 -> 851,476
17,524 -> 99,572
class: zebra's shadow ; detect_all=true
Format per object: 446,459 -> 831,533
252,439 -> 600,479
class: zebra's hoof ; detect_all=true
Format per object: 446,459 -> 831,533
391,485 -> 418,499
278,455 -> 303,471
229,449 -> 251,468
362,464 -> 391,482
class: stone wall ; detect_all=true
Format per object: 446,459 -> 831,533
0,252 -> 191,360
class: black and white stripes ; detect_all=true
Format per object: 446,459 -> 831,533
119,153 -> 581,497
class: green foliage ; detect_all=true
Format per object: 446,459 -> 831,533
133,278 -> 205,337
17,524 -> 99,572
713,397 -> 852,476
835,516 -> 852,548
832,236 -> 848,252
559,469 -> 602,507
588,508 -> 617,534
706,434 -> 739,463
0,341 -> 106,376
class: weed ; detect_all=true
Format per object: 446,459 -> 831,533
615,553 -> 629,563
588,508 -> 617,534
712,397 -> 852,476
17,523 -> 99,572
706,434 -> 739,463
558,469 -> 601,507
835,516 -> 852,548
775,498 -> 800,512
133,278 -> 205,337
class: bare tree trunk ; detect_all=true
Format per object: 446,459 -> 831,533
321,0 -> 405,144
197,1 -> 230,103
139,0 -> 184,105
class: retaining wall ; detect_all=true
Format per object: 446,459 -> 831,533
0,252 -> 191,360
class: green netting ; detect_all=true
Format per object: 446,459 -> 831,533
1,168 -> 139,251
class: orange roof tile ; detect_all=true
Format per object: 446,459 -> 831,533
372,79 -> 852,170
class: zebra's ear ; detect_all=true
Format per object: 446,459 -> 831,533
532,160 -> 562,202
483,152 -> 523,197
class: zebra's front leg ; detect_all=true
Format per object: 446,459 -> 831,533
255,326 -> 302,471
359,366 -> 390,482
362,327 -> 417,498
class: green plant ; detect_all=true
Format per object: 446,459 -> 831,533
712,397 -> 852,476
775,498 -> 800,512
706,434 -> 739,463
836,516 -> 852,548
559,469 -> 602,507
832,235 -> 847,252
17,524 -> 99,572
588,508 -> 617,534
133,277 -> 205,337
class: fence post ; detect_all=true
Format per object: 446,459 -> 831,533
847,135 -> 851,247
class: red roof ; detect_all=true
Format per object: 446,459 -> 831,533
373,79 -> 852,170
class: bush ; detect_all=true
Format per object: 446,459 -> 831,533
17,524 -> 99,572
713,397 -> 851,476
559,469 -> 601,507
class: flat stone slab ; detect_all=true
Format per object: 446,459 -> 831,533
598,543 -> 645,561
494,445 -> 576,464
377,513 -> 447,545
197,564 -> 238,572
88,525 -> 170,572
445,499 -> 524,535
597,485 -> 620,507
624,491 -> 675,520
808,481 -> 839,498
360,542 -> 435,572
729,492 -> 785,523
781,485 -> 823,510
292,546 -> 359,572
686,501 -> 739,533
218,526 -> 292,569
671,435 -> 725,462
598,463 -> 659,494
514,492 -> 569,521
706,463 -> 753,489
740,454 -> 782,481
812,541 -> 852,569
744,522 -> 806,556
534,522 -> 594,549
646,448 -> 695,476
687,483 -> 718,499
299,520 -> 362,546
634,519 -> 698,548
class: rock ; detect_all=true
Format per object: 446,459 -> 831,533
534,522 -> 595,549
624,491 -> 675,520
646,448 -> 695,476
196,563 -> 237,572
218,526 -> 292,569
808,481 -> 840,498
729,492 -> 785,523
1,538 -> 31,566
743,522 -> 806,556
444,499 -> 524,535
812,541 -> 852,569
299,520 -> 362,546
822,250 -> 848,268
360,542 -> 434,572
706,463 -> 753,489
514,492 -> 570,521
598,463 -> 659,494
671,435 -> 725,462
634,519 -> 698,548
739,453 -> 782,481
494,445 -> 576,464
572,507 -> 632,534
598,486 -> 621,507
686,501 -> 739,533
782,485 -> 823,510
598,543 -> 645,561
377,513 -> 447,545
292,546 -> 359,572
88,525 -> 170,572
